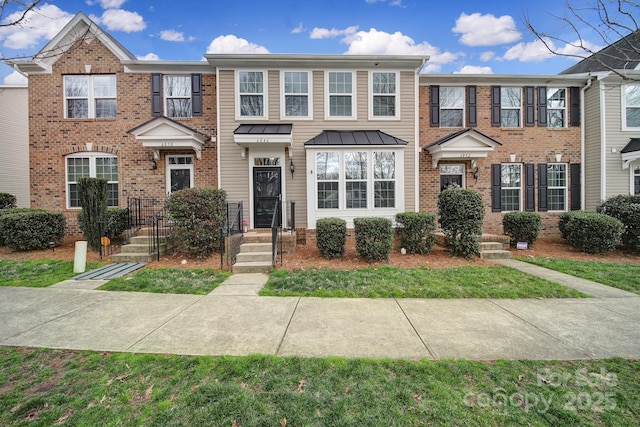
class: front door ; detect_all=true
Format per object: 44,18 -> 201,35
439,164 -> 464,191
167,155 -> 194,193
253,167 -> 281,228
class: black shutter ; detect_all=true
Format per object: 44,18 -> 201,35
491,85 -> 501,127
491,164 -> 502,212
525,163 -> 535,211
466,85 -> 477,127
569,86 -> 580,126
430,85 -> 440,127
524,86 -> 535,126
570,163 -> 581,210
191,73 -> 203,116
151,73 -> 162,117
537,86 -> 547,127
538,163 -> 548,211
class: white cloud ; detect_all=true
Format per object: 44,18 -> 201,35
137,52 -> 160,60
0,4 -> 73,49
310,26 -> 358,40
159,30 -> 194,42
365,0 -> 403,5
291,22 -> 305,34
480,51 -> 495,62
206,35 -> 269,53
86,0 -> 127,8
502,37 -> 604,62
452,12 -> 521,47
3,70 -> 28,84
453,65 -> 493,74
92,9 -> 146,33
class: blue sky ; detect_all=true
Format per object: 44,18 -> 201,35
0,0 -> 614,84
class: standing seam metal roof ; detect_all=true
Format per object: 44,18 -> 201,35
303,130 -> 408,146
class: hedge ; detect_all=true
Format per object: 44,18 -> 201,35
597,195 -> 640,253
395,212 -> 436,254
502,212 -> 542,247
565,211 -> 623,253
316,217 -> 346,259
0,209 -> 65,251
353,217 -> 393,261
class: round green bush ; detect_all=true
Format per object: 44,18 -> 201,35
502,211 -> 541,246
0,209 -> 65,251
353,217 -> 393,261
395,212 -> 436,254
597,195 -> 640,253
316,217 -> 346,259
565,211 -> 623,253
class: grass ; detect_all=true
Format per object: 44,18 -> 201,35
0,347 -> 638,426
0,259 -> 103,288
261,266 -> 587,298
518,257 -> 640,295
98,268 -> 231,294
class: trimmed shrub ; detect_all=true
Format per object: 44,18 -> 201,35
0,193 -> 17,209
353,217 -> 393,261
395,212 -> 436,254
104,208 -> 130,241
502,211 -> 542,247
558,211 -> 579,239
77,177 -> 108,252
316,217 -> 346,259
0,209 -> 65,251
165,188 -> 227,259
565,211 -> 623,253
438,188 -> 484,258
0,208 -> 46,246
597,195 -> 640,253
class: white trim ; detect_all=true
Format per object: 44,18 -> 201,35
248,147 -> 287,229
500,163 -> 523,212
166,155 -> 195,195
280,70 -> 312,120
546,87 -> 568,129
325,70 -> 357,120
439,163 -> 466,190
501,86 -> 523,128
414,70 -> 420,212
235,69 -> 268,120
65,152 -> 118,209
368,70 -> 400,120
438,86 -> 465,128
163,74 -> 193,118
63,74 -> 116,119
546,163 -> 568,212
632,163 -> 640,195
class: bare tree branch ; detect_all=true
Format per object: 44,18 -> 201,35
0,0 -> 42,28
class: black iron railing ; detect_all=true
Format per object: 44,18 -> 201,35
271,195 -> 283,267
147,206 -> 174,262
220,201 -> 243,268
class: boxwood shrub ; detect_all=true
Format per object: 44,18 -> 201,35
353,217 -> 393,261
438,188 -> 484,258
558,211 -> 579,239
597,195 -> 640,253
395,212 -> 436,254
0,193 -> 17,209
316,217 -> 346,259
565,211 -> 623,253
0,209 -> 65,251
502,211 -> 541,247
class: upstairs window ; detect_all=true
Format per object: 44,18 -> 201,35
238,71 -> 265,117
624,84 -> 640,129
283,71 -> 310,118
440,87 -> 464,127
64,75 -> 116,119
501,87 -> 521,128
327,71 -> 354,118
164,75 -> 192,118
371,72 -> 397,118
66,153 -> 118,208
547,88 -> 567,128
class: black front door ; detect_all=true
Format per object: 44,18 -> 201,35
440,175 -> 463,191
253,167 -> 282,228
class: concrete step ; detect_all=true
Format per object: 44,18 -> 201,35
240,242 -> 272,253
479,250 -> 512,260
121,242 -> 168,254
111,252 -> 155,263
479,242 -> 504,251
129,235 -> 168,245
232,261 -> 272,274
236,251 -> 272,263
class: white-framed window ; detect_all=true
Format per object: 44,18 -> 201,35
501,87 -> 521,128
64,75 -> 116,119
345,152 -> 367,208
316,152 -> 340,209
282,71 -> 310,118
238,70 -> 266,118
327,71 -> 354,119
440,87 -> 464,127
374,152 -> 395,208
547,163 -> 567,211
66,153 -> 118,208
634,165 -> 640,195
547,88 -> 567,128
501,163 -> 522,211
370,71 -> 397,118
623,84 -> 640,129
164,75 -> 192,118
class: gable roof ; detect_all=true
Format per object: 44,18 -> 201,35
422,128 -> 502,168
9,12 -> 135,75
561,29 -> 640,74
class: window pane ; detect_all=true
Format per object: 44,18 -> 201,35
345,152 -> 367,179
67,99 -> 88,118
329,72 -> 352,94
165,76 -> 191,97
441,109 -> 463,127
501,110 -> 520,127
501,189 -> 520,211
440,165 -> 464,175
346,182 -> 367,208
547,164 -> 566,187
68,183 -> 80,208
627,107 -> 640,127
374,181 -> 395,208
96,157 -> 118,181
285,95 -> 308,116
284,72 -> 307,93
317,182 -> 339,209
548,189 -> 565,211
240,95 -> 263,116
93,75 -> 116,97
441,87 -> 464,108
167,98 -> 192,118
625,85 -> 640,107
107,183 -> 119,207
373,72 -> 395,94
547,88 -> 566,108
548,110 -> 565,128
501,88 -> 521,108
373,95 -> 395,116
501,164 -> 521,187
65,76 -> 88,97
95,99 -> 116,118
374,152 -> 395,179
67,157 -> 90,181
316,152 -> 339,180
239,72 -> 263,93
329,96 -> 352,116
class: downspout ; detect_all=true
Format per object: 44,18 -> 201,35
415,58 -> 428,212
216,66 -> 221,190
599,78 -> 607,205
580,76 -> 592,210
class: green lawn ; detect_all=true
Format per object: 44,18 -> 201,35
261,266 -> 587,298
0,259 -> 103,287
98,268 -> 231,295
0,347 -> 637,426
518,258 -> 640,295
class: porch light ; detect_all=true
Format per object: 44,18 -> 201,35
151,158 -> 157,170
289,159 -> 295,178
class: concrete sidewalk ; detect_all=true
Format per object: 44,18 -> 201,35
1,260 -> 639,360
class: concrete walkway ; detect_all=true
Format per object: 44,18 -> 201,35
1,260 -> 639,360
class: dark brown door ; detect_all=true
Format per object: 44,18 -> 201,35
253,167 -> 281,228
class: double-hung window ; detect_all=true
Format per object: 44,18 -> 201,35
64,75 -> 116,119
316,152 -> 340,209
501,87 -> 521,128
440,87 -> 464,127
501,163 -> 522,211
547,163 -> 567,211
624,84 -> 640,129
238,71 -> 265,117
283,71 -> 310,118
164,75 -> 192,118
66,153 -> 118,208
345,152 -> 367,208
547,88 -> 567,128
371,72 -> 397,118
327,71 -> 354,118
374,152 -> 396,208
634,166 -> 640,195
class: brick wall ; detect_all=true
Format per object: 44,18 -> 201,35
29,38 -> 218,236
418,85 -> 581,236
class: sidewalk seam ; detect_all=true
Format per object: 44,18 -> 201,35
275,297 -> 301,356
393,298 -> 438,360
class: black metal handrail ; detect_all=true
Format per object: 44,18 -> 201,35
271,195 -> 283,267
99,197 -> 159,259
147,206 -> 174,262
220,201 -> 243,268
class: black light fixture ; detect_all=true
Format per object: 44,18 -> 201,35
473,169 -> 480,180
151,158 -> 157,170
289,159 -> 295,178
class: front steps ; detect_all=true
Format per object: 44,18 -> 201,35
232,231 -> 296,274
435,233 -> 512,260
111,231 -> 171,263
